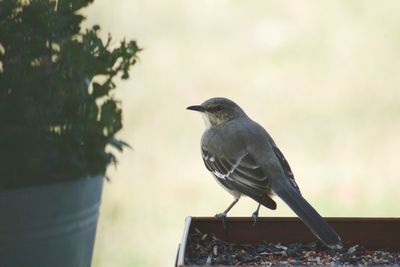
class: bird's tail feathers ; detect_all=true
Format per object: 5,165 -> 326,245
273,179 -> 342,250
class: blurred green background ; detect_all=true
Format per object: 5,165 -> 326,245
83,1 -> 400,266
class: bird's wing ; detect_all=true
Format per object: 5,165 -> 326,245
271,144 -> 302,195
202,147 -> 276,210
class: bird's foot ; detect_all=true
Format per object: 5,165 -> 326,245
252,211 -> 259,226
215,212 -> 227,227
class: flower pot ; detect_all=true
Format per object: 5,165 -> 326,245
176,216 -> 400,266
0,176 -> 104,267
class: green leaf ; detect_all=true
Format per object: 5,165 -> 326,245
92,81 -> 110,98
109,138 -> 132,152
0,0 -> 140,190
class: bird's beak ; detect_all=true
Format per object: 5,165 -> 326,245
186,105 -> 205,112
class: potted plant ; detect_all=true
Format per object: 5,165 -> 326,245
176,217 -> 400,266
0,1 -> 139,266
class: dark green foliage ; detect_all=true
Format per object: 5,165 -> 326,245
0,0 -> 140,190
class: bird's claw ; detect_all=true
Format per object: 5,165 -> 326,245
252,211 -> 259,226
215,212 -> 227,227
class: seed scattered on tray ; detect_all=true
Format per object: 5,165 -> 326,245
185,228 -> 400,266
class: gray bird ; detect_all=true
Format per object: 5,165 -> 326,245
187,97 -> 342,249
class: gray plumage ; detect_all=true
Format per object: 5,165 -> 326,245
187,97 -> 342,250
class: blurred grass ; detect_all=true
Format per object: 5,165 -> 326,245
83,1 -> 400,266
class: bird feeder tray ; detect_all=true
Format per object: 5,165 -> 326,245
176,216 -> 400,266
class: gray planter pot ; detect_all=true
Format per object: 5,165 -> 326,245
0,175 -> 104,267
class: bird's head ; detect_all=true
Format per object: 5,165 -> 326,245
187,97 -> 246,128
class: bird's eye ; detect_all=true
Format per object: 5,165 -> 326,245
215,105 -> 222,112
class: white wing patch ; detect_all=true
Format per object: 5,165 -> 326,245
201,147 -> 278,210
213,171 -> 226,180
202,151 -> 250,182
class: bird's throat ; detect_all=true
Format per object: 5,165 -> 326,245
202,113 -> 212,129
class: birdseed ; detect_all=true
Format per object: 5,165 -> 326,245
184,228 -> 400,266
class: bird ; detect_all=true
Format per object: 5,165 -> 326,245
187,97 -> 342,250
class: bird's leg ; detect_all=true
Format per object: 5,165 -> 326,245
252,203 -> 261,225
215,198 -> 240,226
